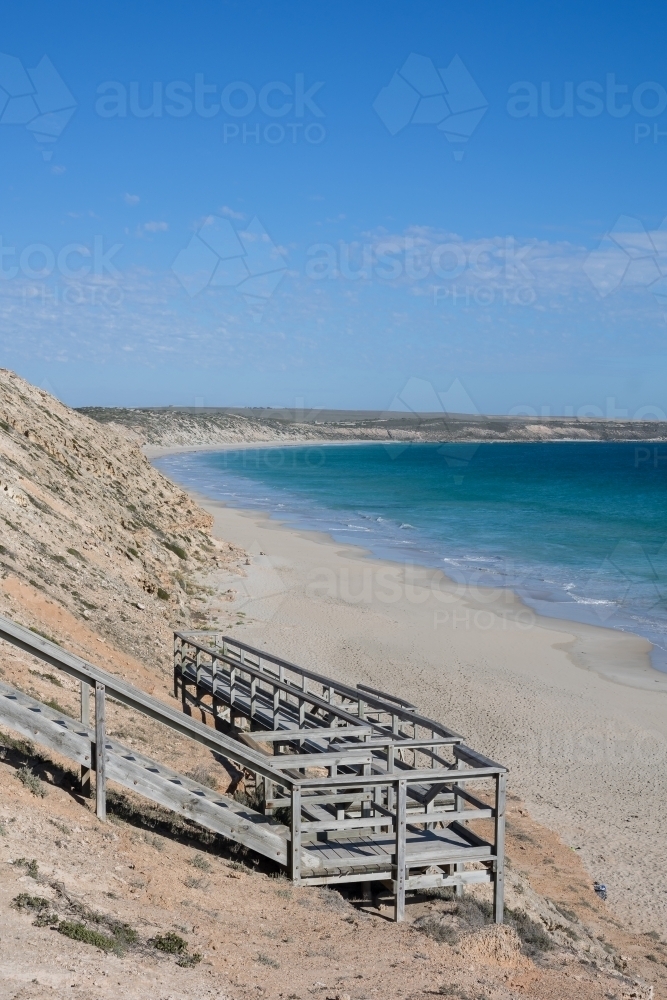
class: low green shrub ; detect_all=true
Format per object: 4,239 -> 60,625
233,786 -> 264,811
164,542 -> 187,560
107,921 -> 138,946
44,698 -> 70,716
506,906 -> 553,952
13,858 -> 39,878
272,805 -> 291,826
416,916 -> 459,944
57,921 -> 116,951
12,893 -> 51,912
177,952 -> 202,968
152,931 -> 187,954
28,626 -> 56,642
190,854 -> 211,872
256,952 -> 280,967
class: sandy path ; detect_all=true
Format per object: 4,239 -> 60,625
193,497 -> 667,938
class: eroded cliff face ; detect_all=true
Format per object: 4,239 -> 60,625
0,369 -> 243,669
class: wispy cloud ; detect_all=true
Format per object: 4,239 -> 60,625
2,222 -> 666,377
136,220 -> 168,237
124,193 -> 140,206
220,205 -> 245,220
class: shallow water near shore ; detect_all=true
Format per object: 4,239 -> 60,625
155,440 -> 667,671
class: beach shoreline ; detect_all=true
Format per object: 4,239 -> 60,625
155,458 -> 667,934
207,497 -> 667,932
144,435 -> 667,460
188,489 -> 665,695
148,439 -> 667,932
151,439 -> 667,676
144,438 -> 405,459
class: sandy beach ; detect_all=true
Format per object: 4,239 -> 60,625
190,491 -> 667,937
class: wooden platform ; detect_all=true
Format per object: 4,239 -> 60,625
0,616 -> 507,923
175,631 -> 508,919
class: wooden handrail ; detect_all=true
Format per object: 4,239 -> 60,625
454,743 -> 507,771
0,614 -> 507,926
356,682 -> 416,709
0,615 -> 293,786
297,764 -> 504,789
178,639 -> 369,730
178,631 -> 462,741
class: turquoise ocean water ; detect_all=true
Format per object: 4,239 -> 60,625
155,441 -> 667,671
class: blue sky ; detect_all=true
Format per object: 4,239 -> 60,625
2,0 -> 667,415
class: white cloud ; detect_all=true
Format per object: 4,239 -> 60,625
124,193 -> 140,206
220,205 -> 245,220
2,221 -> 666,377
136,221 -> 169,237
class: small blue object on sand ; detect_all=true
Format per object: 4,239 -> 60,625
594,882 -> 607,901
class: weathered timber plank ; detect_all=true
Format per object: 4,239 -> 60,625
493,771 -> 506,923
250,726 -> 373,742
95,682 -> 106,821
405,869 -> 491,891
298,765 -> 503,788
0,617 -> 288,786
394,780 -> 407,921
0,689 -> 92,766
0,680 -> 321,870
454,743 -> 508,772
80,681 -> 91,797
302,816 -> 392,834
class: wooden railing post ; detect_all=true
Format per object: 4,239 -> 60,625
394,779 -> 406,922
211,655 -> 219,723
250,675 -> 257,719
361,760 -> 372,819
179,640 -> 189,713
263,775 -> 274,814
95,682 -> 106,822
386,743 -> 395,817
273,683 -> 280,727
493,771 -> 506,923
290,784 -> 301,883
173,633 -> 180,699
80,681 -> 91,797
454,778 -> 465,895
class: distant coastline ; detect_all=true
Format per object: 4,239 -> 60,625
80,405 -> 667,451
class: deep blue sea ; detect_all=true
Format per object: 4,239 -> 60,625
155,441 -> 667,671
